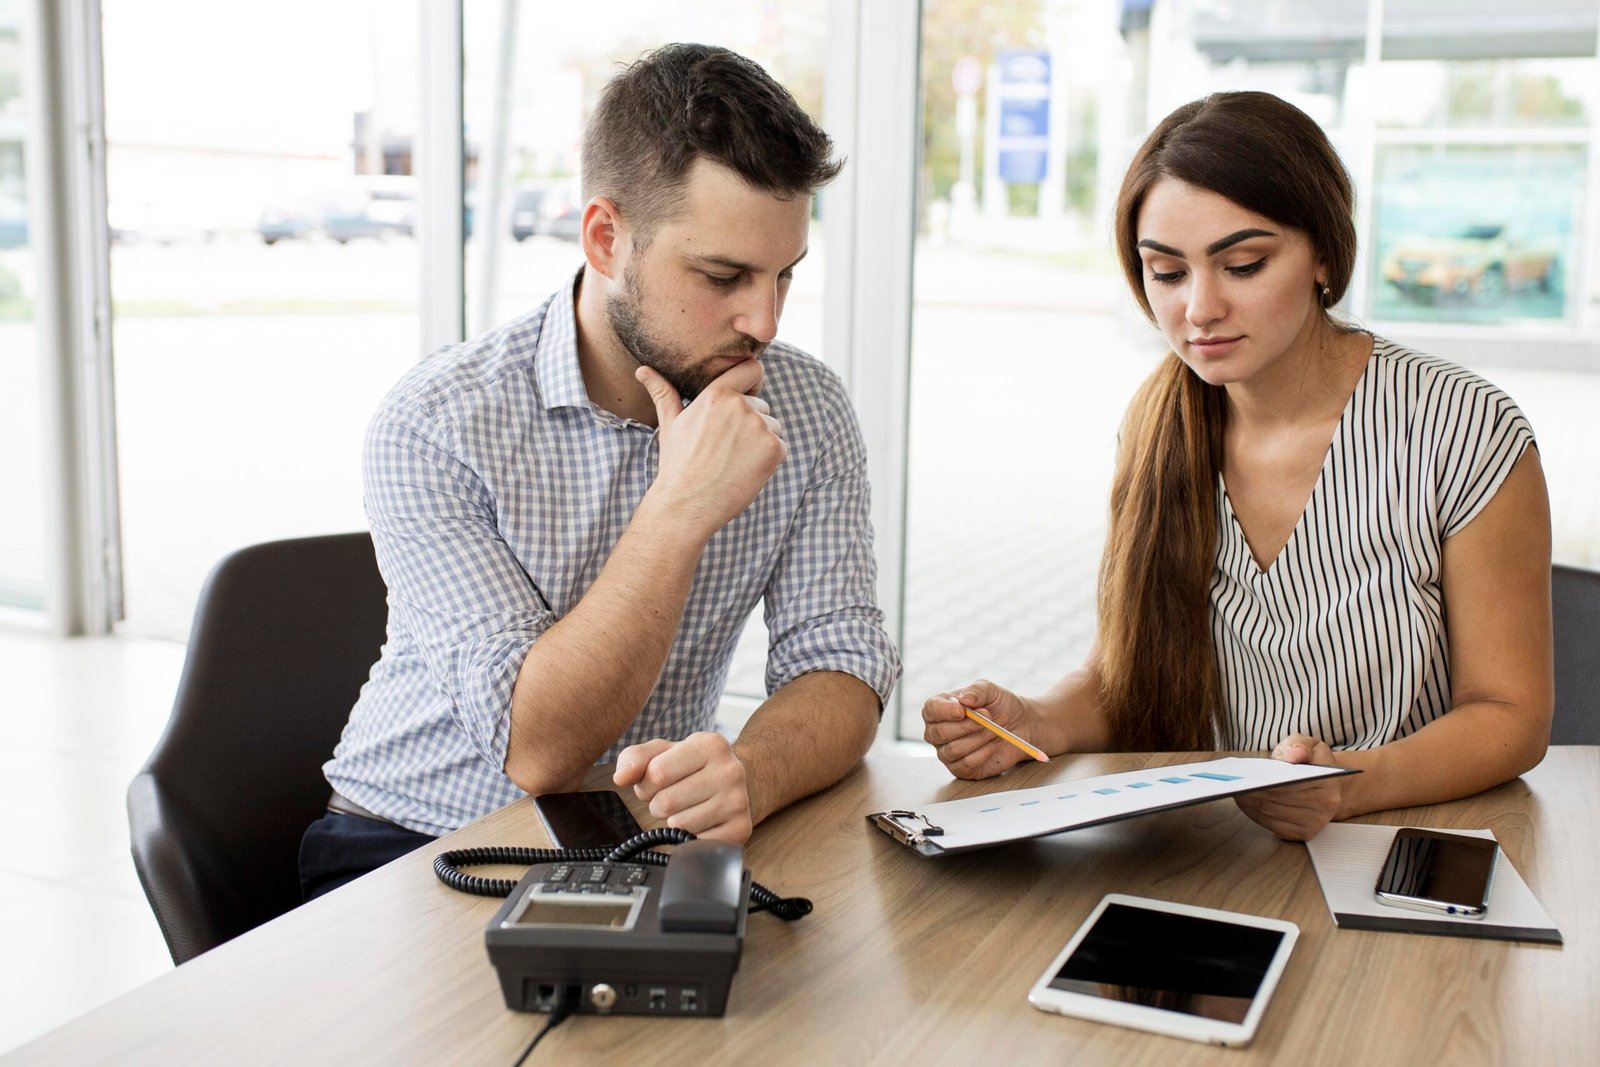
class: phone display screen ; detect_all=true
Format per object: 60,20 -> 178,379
1375,829 -> 1498,910
1045,903 -> 1286,1023
512,897 -> 634,929
533,790 -> 645,849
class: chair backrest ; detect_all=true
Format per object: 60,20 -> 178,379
1552,563 -> 1600,746
128,533 -> 388,964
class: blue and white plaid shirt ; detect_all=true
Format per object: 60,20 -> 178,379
325,272 -> 902,835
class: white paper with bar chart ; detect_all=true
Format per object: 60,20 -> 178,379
868,757 -> 1357,856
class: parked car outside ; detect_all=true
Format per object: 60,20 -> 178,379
322,176 -> 416,243
511,183 -> 553,241
320,190 -> 391,243
1382,224 -> 1560,303
510,179 -> 580,241
257,201 -> 318,245
258,176 -> 419,245
539,182 -> 583,241
522,179 -> 582,241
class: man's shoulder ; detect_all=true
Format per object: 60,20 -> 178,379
760,341 -> 852,420
383,293 -> 561,421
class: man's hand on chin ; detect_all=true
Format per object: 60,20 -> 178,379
613,732 -> 755,844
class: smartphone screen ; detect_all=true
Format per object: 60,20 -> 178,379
1374,828 -> 1498,916
532,790 -> 645,849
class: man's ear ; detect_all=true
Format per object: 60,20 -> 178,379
581,196 -> 625,280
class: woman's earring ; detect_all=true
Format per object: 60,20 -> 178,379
1319,283 -> 1333,307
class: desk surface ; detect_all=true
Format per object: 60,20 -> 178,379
12,749 -> 1598,1065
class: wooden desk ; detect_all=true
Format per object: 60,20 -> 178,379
11,749 -> 1597,1064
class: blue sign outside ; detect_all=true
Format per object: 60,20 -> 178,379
997,50 -> 1051,185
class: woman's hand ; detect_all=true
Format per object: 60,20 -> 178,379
1233,733 -> 1346,840
922,679 -> 1042,780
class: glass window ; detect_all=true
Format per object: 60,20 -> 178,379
1374,3 -> 1600,563
0,0 -> 44,611
899,0 -> 1152,737
102,0 -> 422,636
1381,0 -> 1599,64
897,0 -> 1600,738
1375,58 -> 1594,129
1154,0 -> 1370,131
1370,144 -> 1581,325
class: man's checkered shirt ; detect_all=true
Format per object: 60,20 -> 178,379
325,272 -> 902,836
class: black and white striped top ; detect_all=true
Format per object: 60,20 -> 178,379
1210,336 -> 1535,751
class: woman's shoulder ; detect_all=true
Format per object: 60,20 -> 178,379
1363,333 -> 1524,414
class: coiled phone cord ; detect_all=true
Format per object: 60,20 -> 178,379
433,826 -> 813,921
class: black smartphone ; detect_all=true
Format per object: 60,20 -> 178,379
1373,827 -> 1498,918
532,790 -> 645,849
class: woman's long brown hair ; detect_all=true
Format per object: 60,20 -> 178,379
1099,92 -> 1356,750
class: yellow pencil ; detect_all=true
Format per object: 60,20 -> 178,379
964,707 -> 1049,762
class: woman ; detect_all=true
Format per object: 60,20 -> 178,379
923,92 -> 1553,840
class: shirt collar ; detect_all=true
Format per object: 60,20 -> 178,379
535,268 -> 591,413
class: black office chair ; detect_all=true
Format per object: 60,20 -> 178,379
1552,563 -> 1600,746
127,533 -> 388,964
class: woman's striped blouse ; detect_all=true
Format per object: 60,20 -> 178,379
1210,336 -> 1535,751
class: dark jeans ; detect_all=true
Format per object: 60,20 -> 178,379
299,811 -> 437,902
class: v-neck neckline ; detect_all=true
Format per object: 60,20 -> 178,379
1218,351 -> 1377,579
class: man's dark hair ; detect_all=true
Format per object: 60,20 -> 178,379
582,43 -> 843,243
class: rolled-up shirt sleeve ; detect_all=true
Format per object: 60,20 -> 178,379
364,394 -> 550,770
761,383 -> 902,707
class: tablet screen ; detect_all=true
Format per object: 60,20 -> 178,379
1044,902 -> 1286,1023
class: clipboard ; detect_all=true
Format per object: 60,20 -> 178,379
868,757 -> 1359,856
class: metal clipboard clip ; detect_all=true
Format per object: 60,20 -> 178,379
870,809 -> 945,847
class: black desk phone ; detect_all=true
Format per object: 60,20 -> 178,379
435,822 -> 811,1020
486,838 -> 749,1016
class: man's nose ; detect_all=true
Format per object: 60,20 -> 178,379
735,283 -> 780,344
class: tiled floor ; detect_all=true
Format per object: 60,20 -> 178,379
0,633 -> 184,1055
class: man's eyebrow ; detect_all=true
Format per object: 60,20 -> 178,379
1135,228 -> 1277,260
688,247 -> 809,273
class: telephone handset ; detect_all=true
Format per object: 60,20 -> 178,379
657,839 -> 744,934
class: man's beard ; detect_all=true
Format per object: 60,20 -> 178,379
605,264 -> 763,402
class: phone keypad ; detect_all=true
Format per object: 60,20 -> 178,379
539,863 -> 648,895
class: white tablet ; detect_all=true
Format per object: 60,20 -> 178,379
1028,894 -> 1299,1047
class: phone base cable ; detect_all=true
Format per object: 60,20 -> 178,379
511,983 -> 577,1066
433,827 -> 812,920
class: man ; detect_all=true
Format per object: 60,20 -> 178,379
299,43 -> 901,898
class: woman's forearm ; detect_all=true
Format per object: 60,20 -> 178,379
1031,661 -> 1116,754
1331,699 -> 1549,819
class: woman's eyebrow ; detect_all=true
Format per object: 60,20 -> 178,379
1136,238 -> 1184,258
1136,228 -> 1278,260
1205,228 -> 1276,256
